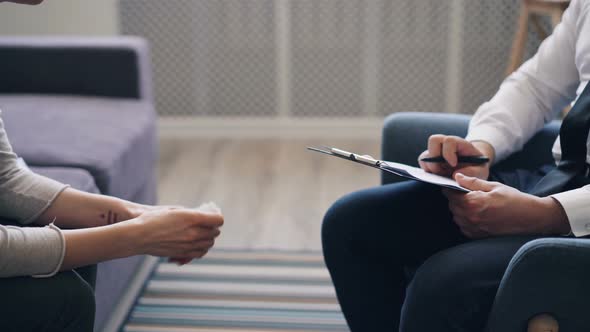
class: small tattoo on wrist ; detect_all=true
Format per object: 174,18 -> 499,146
100,210 -> 119,225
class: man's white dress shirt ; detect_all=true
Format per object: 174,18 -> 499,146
465,0 -> 590,236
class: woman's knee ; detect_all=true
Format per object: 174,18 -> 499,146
0,271 -> 96,332
58,271 -> 96,331
73,274 -> 95,313
70,274 -> 96,316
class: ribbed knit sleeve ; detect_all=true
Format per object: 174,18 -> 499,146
0,223 -> 66,278
0,109 -> 69,277
0,110 -> 68,224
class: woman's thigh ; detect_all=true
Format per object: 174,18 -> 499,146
0,270 -> 95,332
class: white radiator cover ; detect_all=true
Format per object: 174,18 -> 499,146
120,0 -> 547,119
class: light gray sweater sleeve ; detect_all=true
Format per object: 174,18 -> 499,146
0,224 -> 66,278
0,109 -> 69,277
0,110 -> 69,224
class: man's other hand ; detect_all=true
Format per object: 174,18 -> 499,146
442,173 -> 571,239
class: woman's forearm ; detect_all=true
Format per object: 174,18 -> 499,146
59,209 -> 223,272
36,188 -> 138,229
60,220 -> 142,271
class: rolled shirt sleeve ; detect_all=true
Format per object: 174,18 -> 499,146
464,0 -> 590,237
465,0 -> 581,162
551,186 -> 590,237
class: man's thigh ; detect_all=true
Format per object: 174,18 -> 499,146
323,180 -> 466,266
400,236 -> 540,332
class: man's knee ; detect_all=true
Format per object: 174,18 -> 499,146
402,248 -> 499,331
322,189 -> 377,254
407,253 -> 470,303
323,193 -> 358,243
322,183 -> 427,256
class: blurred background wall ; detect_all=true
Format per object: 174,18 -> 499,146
0,0 -> 549,138
0,0 -> 118,36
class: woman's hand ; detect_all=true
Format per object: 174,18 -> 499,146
133,208 -> 223,261
124,204 -> 220,264
442,173 -> 571,238
418,135 -> 495,180
60,208 -> 223,271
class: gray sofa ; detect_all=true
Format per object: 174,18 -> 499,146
0,36 -> 158,331
382,112 -> 590,331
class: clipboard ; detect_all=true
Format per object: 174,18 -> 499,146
307,146 -> 470,192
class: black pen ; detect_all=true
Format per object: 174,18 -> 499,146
420,156 -> 489,164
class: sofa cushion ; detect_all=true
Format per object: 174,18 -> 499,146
0,94 -> 157,200
30,166 -> 100,194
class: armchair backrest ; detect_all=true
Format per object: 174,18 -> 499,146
381,112 -> 560,185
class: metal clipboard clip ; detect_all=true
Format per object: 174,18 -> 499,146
307,146 -> 385,167
330,148 -> 383,166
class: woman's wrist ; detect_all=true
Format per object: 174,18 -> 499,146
39,189 -> 133,228
61,218 -> 145,270
116,217 -> 149,256
99,197 -> 143,225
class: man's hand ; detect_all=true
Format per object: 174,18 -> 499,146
418,135 -> 495,180
442,173 -> 571,238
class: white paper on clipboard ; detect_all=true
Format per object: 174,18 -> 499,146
307,146 -> 470,192
381,161 -> 469,192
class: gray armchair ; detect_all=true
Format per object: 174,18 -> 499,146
382,112 -> 590,331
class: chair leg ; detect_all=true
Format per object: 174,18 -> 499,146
550,8 -> 564,27
530,14 -> 548,40
506,2 -> 530,76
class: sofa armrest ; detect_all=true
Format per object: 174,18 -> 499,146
381,112 -> 560,185
485,238 -> 590,332
0,36 -> 152,101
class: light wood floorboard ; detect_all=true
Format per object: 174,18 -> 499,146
158,138 -> 380,251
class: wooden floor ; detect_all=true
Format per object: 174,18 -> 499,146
158,138 -> 380,251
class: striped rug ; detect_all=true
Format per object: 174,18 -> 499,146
122,250 -> 349,332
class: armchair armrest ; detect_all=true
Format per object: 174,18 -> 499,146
381,112 -> 560,185
0,36 -> 152,101
486,238 -> 590,332
381,112 -> 470,186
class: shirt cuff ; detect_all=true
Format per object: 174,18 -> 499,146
551,185 -> 590,237
464,125 -> 512,163
32,222 -> 66,278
